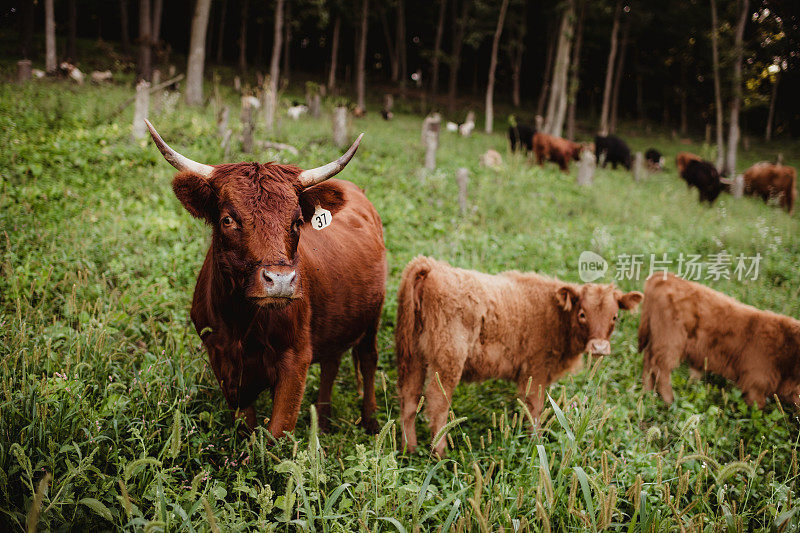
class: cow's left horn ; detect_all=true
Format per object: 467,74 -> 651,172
145,119 -> 214,177
297,133 -> 364,188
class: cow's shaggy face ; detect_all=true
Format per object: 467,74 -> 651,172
556,284 -> 643,355
172,162 -> 345,306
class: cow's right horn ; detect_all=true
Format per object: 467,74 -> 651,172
145,119 -> 214,177
297,133 -> 364,188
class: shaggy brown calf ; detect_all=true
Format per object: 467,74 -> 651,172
396,256 -> 642,457
639,273 -> 800,408
146,121 -> 386,439
533,132 -> 583,172
742,162 -> 798,214
675,152 -> 701,174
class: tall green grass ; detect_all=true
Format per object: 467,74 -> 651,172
1,77 -> 799,531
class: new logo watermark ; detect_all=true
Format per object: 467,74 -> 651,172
577,251 -> 761,282
578,251 -> 609,282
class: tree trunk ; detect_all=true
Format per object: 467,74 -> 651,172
216,0 -> 227,63
380,7 -> 398,82
508,6 -> 526,109
710,0 -> 725,169
265,0 -> 285,130
137,0 -> 152,81
186,0 -> 212,105
238,0 -> 249,74
609,18 -> 629,134
764,70 -> 779,142
282,0 -> 291,83
67,0 -> 77,61
430,0 -> 447,96
20,0 -> 35,59
598,0 -> 621,136
536,24 -> 557,118
355,0 -> 369,111
447,0 -> 471,114
45,0 -> 57,74
725,0 -> 749,176
397,0 -> 407,95
543,0 -> 574,138
566,1 -> 585,141
484,0 -> 510,134
151,0 -> 163,47
327,15 -> 341,92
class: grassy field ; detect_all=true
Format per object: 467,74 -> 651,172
2,72 -> 800,532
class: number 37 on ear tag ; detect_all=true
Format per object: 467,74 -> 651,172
312,205 -> 332,230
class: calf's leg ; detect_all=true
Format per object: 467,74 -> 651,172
517,376 -> 547,427
398,356 -> 427,454
424,366 -> 462,458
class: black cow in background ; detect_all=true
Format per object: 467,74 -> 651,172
509,124 -> 536,153
680,159 -> 725,204
595,134 -> 632,170
645,148 -> 664,171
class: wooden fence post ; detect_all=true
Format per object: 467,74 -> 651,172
577,150 -> 596,186
633,152 -> 645,182
132,80 -> 150,140
241,97 -> 255,153
17,60 -> 32,83
423,114 -> 441,171
332,106 -> 348,148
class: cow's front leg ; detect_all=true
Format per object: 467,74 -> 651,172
266,348 -> 312,440
517,376 -> 547,428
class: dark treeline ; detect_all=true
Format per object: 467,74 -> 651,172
3,0 -> 799,137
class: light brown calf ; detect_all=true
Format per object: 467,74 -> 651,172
396,256 -> 642,457
639,273 -> 800,408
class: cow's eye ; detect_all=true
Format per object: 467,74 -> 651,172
221,216 -> 236,229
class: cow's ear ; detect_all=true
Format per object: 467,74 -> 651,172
555,285 -> 580,312
617,290 -> 644,311
299,181 -> 347,222
172,172 -> 215,219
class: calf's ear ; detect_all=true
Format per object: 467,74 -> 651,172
555,286 -> 579,311
617,290 -> 644,311
173,171 -> 215,219
299,182 -> 347,221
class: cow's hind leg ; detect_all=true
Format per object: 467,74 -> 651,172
353,322 -> 380,434
316,354 -> 342,432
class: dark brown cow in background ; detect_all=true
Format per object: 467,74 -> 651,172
395,256 -> 642,457
146,120 -> 386,438
639,273 -> 800,408
675,151 -> 702,174
532,132 -> 583,172
742,162 -> 798,214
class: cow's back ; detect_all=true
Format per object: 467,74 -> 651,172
299,179 -> 386,357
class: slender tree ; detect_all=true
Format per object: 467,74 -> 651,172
138,0 -> 152,81
507,1 -> 526,108
430,0 -> 447,96
119,0 -> 131,54
45,0 -> 57,74
765,69 -> 780,142
566,1 -> 585,140
283,0 -> 292,83
599,0 -> 622,135
380,5 -> 399,82
266,0 -> 285,130
544,0 -> 575,137
152,0 -> 163,48
725,0 -> 749,176
327,15 -> 341,92
609,16 -> 630,134
216,0 -> 227,63
19,0 -> 35,59
710,0 -> 725,169
186,0 -> 213,105
536,23 -> 557,117
355,0 -> 369,111
447,0 -> 471,113
239,0 -> 249,74
397,0 -> 407,95
67,0 -> 77,61
484,0 -> 510,133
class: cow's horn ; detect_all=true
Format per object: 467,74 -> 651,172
297,133 -> 364,188
145,119 -> 214,177
719,177 -> 733,185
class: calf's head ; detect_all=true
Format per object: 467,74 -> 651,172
555,283 -> 643,355
146,120 -> 361,306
